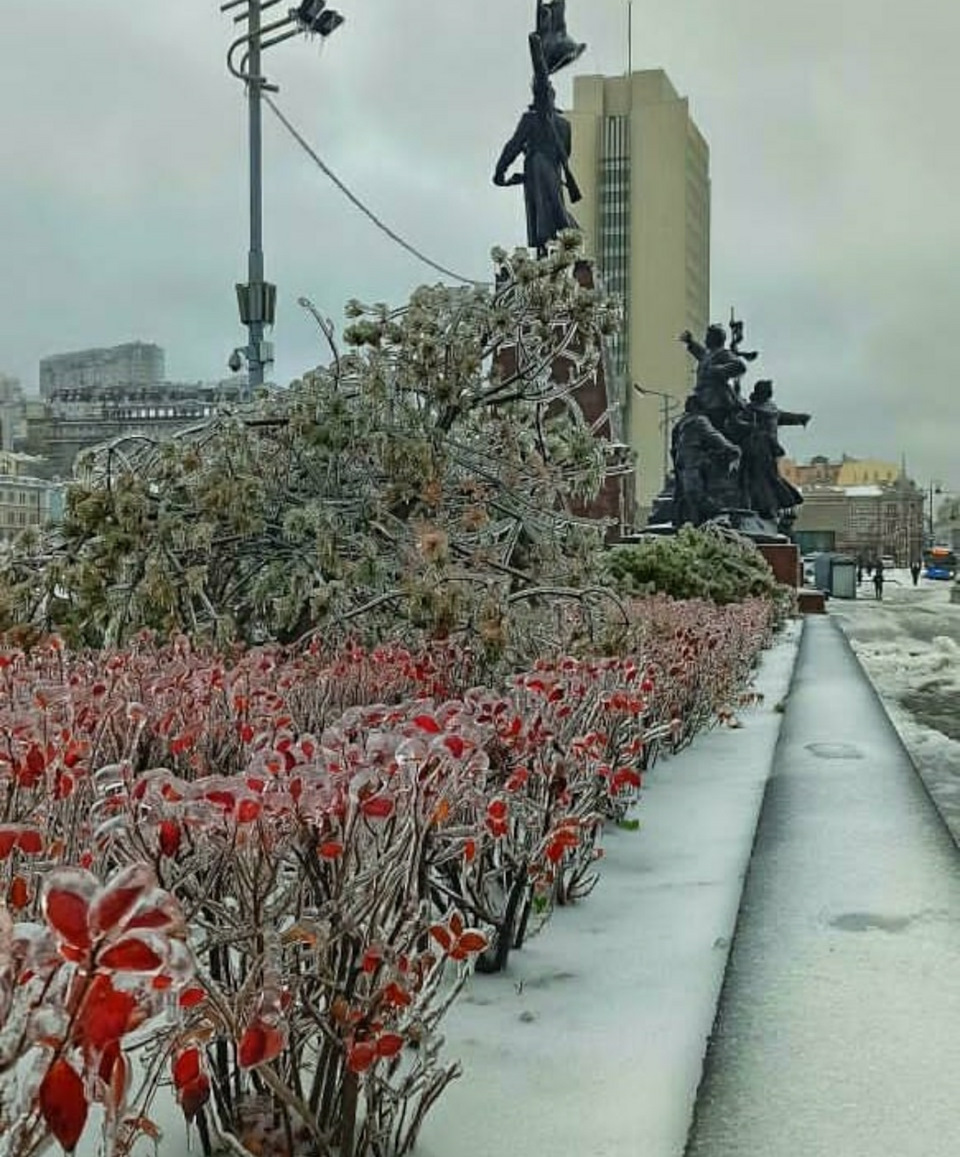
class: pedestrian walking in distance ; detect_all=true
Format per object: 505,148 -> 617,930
910,560 -> 921,586
873,560 -> 885,600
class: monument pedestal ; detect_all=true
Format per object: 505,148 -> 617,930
756,541 -> 800,587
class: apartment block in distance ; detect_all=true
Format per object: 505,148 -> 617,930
569,70 -> 710,517
39,341 -> 164,399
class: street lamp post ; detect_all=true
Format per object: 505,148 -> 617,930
632,382 -> 682,485
219,0 -> 344,391
928,479 -> 941,545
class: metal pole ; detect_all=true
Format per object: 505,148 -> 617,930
247,0 -> 265,389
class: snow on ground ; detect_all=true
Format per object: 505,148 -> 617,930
416,621 -> 801,1157
829,570 -> 960,843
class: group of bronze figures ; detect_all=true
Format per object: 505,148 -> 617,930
492,2 -> 811,537
660,323 -> 810,534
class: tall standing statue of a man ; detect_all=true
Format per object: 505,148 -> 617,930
493,2 -> 585,255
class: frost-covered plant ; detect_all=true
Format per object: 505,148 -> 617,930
0,592 -> 775,1155
603,524 -> 788,610
0,865 -> 193,1157
0,241 -> 621,649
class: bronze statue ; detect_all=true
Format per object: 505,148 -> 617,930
742,379 -> 809,518
535,0 -> 586,74
679,324 -> 749,439
663,325 -> 813,534
493,4 -> 585,255
671,394 -> 742,526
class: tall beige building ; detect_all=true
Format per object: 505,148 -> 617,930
568,70 -> 710,516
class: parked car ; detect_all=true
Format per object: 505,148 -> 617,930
880,555 -> 896,569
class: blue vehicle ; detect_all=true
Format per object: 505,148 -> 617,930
923,546 -> 957,580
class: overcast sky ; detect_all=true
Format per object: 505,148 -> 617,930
3,0 -> 958,488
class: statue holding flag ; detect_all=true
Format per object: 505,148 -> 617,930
493,2 -> 586,255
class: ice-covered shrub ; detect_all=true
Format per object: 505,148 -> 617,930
603,524 -> 789,611
0,242 -> 620,650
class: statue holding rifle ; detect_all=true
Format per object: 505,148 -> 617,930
493,1 -> 585,255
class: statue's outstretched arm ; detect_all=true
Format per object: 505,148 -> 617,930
777,410 -> 811,427
679,331 -> 705,362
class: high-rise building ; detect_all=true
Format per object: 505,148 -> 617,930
39,342 -> 164,399
568,69 -> 710,515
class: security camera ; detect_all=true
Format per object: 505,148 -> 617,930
228,350 -> 243,374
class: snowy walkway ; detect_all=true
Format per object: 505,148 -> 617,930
416,622 -> 801,1157
685,616 -> 960,1157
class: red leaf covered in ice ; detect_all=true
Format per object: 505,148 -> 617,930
381,982 -> 412,1008
178,985 -> 206,1010
89,865 -> 155,937
43,868 -> 97,951
178,1075 -> 210,1121
360,796 -> 393,820
0,827 -> 17,859
16,828 -> 43,855
376,1032 -> 404,1058
412,714 -> 441,734
172,1048 -> 201,1090
124,893 -> 183,934
238,1020 -> 285,1069
98,936 -> 164,972
9,875 -> 29,910
454,930 -> 488,954
39,1058 -> 88,1152
486,799 -> 508,821
443,735 -> 466,758
158,820 -> 181,858
22,744 -> 46,787
76,975 -> 136,1050
318,841 -> 344,859
429,924 -> 452,951
236,798 -> 262,824
346,1040 -> 377,1073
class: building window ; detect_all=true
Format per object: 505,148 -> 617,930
598,115 -> 631,397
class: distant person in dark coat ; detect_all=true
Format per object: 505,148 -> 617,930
910,560 -> 922,586
873,560 -> 885,600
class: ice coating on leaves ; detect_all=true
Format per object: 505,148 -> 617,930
93,762 -> 132,796
39,1058 -> 88,1151
42,867 -> 98,950
0,584 -> 776,1155
89,863 -> 156,938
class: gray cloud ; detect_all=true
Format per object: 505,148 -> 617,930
3,0 -> 959,487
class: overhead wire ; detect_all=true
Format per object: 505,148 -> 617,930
263,93 -> 488,288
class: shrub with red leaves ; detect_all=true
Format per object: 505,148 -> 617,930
0,592 -> 776,1156
0,865 -> 192,1156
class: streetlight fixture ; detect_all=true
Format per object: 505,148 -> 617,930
632,382 -> 682,484
219,0 -> 345,391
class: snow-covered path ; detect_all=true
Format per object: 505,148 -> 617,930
686,615 -> 960,1157
416,622 -> 801,1157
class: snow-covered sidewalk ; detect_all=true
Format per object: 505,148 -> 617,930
417,620 -> 801,1157
685,615 -> 960,1156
